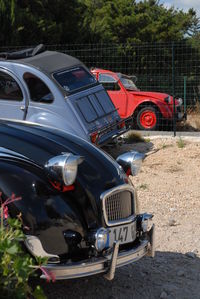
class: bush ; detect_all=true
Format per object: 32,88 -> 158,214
0,193 -> 50,299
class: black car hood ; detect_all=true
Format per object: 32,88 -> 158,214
0,120 -> 126,227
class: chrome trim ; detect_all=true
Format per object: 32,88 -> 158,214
100,184 -> 135,227
41,239 -> 149,280
45,153 -> 83,186
95,227 -> 109,251
25,235 -> 60,263
104,241 -> 119,280
116,151 -> 145,176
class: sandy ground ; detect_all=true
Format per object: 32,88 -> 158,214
42,137 -> 200,299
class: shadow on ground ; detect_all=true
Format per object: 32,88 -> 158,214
40,251 -> 200,299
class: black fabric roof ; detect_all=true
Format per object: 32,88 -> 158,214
18,51 -> 82,74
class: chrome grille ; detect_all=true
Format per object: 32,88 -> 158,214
101,185 -> 135,226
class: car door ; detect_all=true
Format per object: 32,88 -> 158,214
0,69 -> 27,120
98,73 -> 128,118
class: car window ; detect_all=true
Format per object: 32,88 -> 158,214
118,73 -> 138,91
53,66 -> 96,92
23,73 -> 54,103
0,71 -> 23,101
98,73 -> 120,91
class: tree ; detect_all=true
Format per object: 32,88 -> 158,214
79,0 -> 199,43
0,0 -> 83,46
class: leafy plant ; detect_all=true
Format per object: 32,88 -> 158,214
159,142 -> 173,150
138,183 -> 148,190
124,131 -> 145,143
0,193 -> 53,299
176,137 -> 185,148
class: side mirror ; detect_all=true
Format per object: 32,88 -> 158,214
116,151 -> 145,176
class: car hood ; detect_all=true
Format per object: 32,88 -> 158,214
0,120 -> 127,227
128,90 -> 170,101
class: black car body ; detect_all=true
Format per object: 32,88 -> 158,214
0,120 -> 155,280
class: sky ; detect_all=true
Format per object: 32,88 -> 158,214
161,0 -> 200,16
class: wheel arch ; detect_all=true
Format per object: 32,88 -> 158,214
133,100 -> 161,118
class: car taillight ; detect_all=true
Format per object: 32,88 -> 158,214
90,132 -> 99,144
118,121 -> 125,129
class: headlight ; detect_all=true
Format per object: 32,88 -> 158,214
95,228 -> 109,251
116,151 -> 145,176
130,156 -> 143,176
45,153 -> 84,186
175,97 -> 183,106
140,213 -> 153,232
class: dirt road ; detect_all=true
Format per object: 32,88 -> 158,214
43,137 -> 200,299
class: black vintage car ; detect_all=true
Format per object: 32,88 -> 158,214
0,119 -> 155,280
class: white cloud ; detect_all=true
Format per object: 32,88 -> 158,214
161,0 -> 200,16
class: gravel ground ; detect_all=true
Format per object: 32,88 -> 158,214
42,137 -> 200,299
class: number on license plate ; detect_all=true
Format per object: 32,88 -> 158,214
108,222 -> 136,246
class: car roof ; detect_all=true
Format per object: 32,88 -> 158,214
91,68 -> 115,74
19,51 -> 82,74
0,47 -> 82,74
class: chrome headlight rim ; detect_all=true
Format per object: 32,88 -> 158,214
95,227 -> 109,252
116,150 -> 145,176
45,153 -> 84,186
175,97 -> 183,106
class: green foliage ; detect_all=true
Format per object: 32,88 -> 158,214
79,0 -> 198,43
0,196 -> 47,299
0,0 -> 198,46
138,183 -> 148,190
176,137 -> 185,148
0,0 -> 83,45
124,131 -> 145,143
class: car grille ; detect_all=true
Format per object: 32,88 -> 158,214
101,185 -> 135,226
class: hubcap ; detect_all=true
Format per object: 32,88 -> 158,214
140,110 -> 157,129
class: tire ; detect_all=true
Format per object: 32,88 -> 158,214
136,106 -> 160,130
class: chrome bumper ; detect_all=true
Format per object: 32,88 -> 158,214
41,225 -> 155,280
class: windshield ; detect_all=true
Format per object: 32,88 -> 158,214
118,73 -> 138,91
53,66 -> 96,92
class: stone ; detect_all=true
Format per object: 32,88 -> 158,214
160,291 -> 168,299
177,270 -> 185,277
169,208 -> 177,212
168,218 -> 177,226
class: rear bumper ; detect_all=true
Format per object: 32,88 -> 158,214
41,225 -> 155,280
94,118 -> 131,146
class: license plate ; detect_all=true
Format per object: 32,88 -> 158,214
108,222 -> 136,246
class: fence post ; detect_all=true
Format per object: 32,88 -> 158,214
184,76 -> 187,120
172,42 -> 176,137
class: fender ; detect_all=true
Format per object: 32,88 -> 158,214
0,157 -> 85,255
27,110 -> 88,141
127,96 -> 173,119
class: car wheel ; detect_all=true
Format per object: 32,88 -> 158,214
137,106 -> 159,130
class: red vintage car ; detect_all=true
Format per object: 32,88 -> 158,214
91,68 -> 183,130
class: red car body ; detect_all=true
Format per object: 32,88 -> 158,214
91,68 -> 183,130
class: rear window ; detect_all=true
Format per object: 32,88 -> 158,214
53,67 -> 96,92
